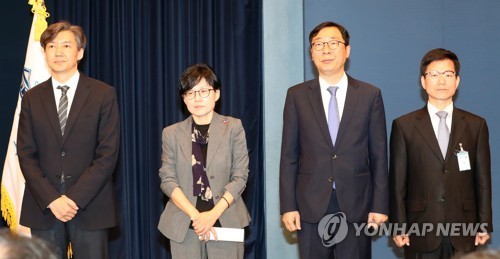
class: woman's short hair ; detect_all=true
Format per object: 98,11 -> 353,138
178,63 -> 221,97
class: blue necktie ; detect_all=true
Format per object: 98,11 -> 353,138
327,86 -> 340,146
328,86 -> 340,189
436,111 -> 449,158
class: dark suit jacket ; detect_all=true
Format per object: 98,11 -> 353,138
389,106 -> 492,253
17,74 -> 120,230
280,75 -> 389,224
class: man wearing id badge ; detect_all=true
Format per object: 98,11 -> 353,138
389,48 -> 492,259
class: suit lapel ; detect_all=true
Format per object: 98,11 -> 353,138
39,80 -> 64,144
206,113 -> 225,168
307,79 -> 334,150
414,107 -> 444,161
447,108 -> 467,161
335,77 -> 360,149
177,117 -> 193,164
62,75 -> 90,144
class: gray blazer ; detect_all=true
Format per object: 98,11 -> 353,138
158,112 -> 251,242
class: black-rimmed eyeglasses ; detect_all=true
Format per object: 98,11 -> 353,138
311,40 -> 345,51
184,89 -> 214,100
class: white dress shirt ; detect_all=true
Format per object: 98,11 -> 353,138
427,101 -> 453,140
319,72 -> 348,123
52,71 -> 80,114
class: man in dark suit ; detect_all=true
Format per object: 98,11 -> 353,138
17,21 -> 120,258
390,48 -> 492,258
280,21 -> 389,259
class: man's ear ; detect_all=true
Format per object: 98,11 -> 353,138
420,76 -> 427,90
77,48 -> 84,61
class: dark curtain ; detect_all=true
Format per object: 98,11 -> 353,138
43,1 -> 264,258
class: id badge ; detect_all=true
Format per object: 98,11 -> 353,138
457,143 -> 471,171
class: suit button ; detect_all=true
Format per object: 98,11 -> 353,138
331,154 -> 337,159
61,151 -> 66,157
443,169 -> 448,174
210,176 -> 215,179
328,177 -> 333,183
215,196 -> 220,199
441,197 -> 446,202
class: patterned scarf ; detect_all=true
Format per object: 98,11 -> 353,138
191,123 -> 212,201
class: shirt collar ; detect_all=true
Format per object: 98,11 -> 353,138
319,72 -> 348,92
52,71 -> 80,90
427,101 -> 454,117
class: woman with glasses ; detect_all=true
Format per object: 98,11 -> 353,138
158,63 -> 250,258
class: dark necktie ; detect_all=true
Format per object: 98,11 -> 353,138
436,111 -> 449,158
57,85 -> 70,135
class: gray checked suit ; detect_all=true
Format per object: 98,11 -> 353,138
158,112 -> 250,243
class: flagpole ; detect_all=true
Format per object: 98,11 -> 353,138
1,0 -> 50,235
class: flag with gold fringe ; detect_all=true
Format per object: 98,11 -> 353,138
1,0 -> 50,235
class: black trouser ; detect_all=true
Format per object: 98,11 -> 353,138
31,220 -> 108,259
297,189 -> 372,259
31,177 -> 109,259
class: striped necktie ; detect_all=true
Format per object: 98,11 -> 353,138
57,85 -> 70,135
